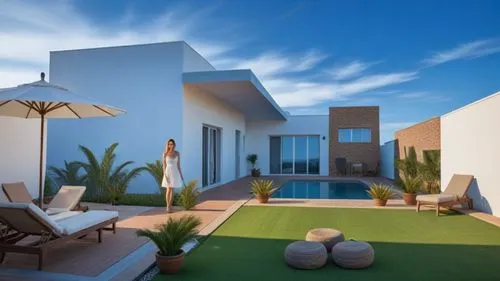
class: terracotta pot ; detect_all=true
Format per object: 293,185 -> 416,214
403,193 -> 417,205
256,195 -> 269,203
156,251 -> 185,274
373,199 -> 387,207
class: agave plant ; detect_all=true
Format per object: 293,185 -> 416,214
75,143 -> 146,202
366,183 -> 394,200
250,179 -> 275,197
48,161 -> 86,186
145,160 -> 164,193
136,215 -> 201,256
400,174 -> 423,194
179,180 -> 200,210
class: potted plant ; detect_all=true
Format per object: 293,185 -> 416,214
179,180 -> 200,210
246,154 -> 261,177
250,179 -> 275,203
136,215 -> 201,274
366,183 -> 394,207
400,174 -> 423,205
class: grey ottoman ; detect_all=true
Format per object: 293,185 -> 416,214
331,241 -> 374,269
284,241 -> 328,270
305,228 -> 345,252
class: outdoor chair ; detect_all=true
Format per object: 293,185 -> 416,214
335,157 -> 348,176
2,182 -> 88,214
0,202 -> 118,270
416,174 -> 474,216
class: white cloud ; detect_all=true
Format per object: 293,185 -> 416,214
397,91 -> 451,102
327,60 -> 375,80
422,38 -> 500,66
0,0 -> 234,79
0,0 -> 420,109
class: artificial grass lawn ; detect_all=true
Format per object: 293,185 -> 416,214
154,206 -> 500,281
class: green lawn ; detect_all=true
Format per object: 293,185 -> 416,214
154,206 -> 500,281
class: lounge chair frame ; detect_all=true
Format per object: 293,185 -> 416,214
0,208 -> 117,270
416,174 -> 474,216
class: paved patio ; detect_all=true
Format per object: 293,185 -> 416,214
1,175 -> 498,281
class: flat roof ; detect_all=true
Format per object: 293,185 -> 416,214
182,69 -> 288,121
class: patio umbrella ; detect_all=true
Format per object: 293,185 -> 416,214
0,72 -> 126,208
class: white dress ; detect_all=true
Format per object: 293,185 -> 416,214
161,154 -> 183,188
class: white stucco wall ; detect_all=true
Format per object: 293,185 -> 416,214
49,42 -> 185,193
182,85 -> 246,189
245,115 -> 330,176
0,117 -> 47,200
441,91 -> 500,216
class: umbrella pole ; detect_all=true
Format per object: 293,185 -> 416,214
38,114 -> 45,209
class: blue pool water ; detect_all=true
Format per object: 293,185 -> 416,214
272,180 -> 371,200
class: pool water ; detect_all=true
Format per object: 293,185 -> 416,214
272,180 -> 371,200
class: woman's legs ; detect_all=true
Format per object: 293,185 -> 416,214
166,187 -> 174,212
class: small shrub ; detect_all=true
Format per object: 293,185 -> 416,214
366,183 -> 394,200
136,215 -> 201,256
400,174 -> 423,194
179,180 -> 200,210
250,179 -> 275,197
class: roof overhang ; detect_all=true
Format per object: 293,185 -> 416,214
182,70 -> 287,121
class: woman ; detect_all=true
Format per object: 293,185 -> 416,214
162,138 -> 184,212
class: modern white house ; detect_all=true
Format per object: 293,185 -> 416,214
1,41 -> 381,196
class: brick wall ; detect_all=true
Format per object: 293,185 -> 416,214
395,117 -> 440,161
329,106 -> 380,176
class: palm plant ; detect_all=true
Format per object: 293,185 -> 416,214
48,161 -> 86,186
396,146 -> 419,180
250,179 -> 275,203
179,180 -> 200,210
400,174 -> 423,194
145,160 -> 164,193
136,215 -> 201,257
76,142 -> 146,202
366,183 -> 394,201
419,150 -> 441,194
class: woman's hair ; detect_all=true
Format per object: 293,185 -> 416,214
166,139 -> 176,152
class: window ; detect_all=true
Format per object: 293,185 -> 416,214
269,135 -> 320,175
338,128 -> 371,143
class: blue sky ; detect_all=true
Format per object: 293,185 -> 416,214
1,0 -> 499,143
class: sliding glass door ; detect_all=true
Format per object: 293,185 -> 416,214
202,125 -> 221,187
269,135 -> 320,175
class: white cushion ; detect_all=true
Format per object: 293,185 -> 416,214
50,211 -> 83,222
56,210 -> 118,235
416,194 -> 456,203
0,202 -> 64,235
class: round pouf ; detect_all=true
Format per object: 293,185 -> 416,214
305,228 -> 345,252
331,241 -> 374,269
284,241 -> 328,270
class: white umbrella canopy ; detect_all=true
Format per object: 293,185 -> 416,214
0,72 -> 126,208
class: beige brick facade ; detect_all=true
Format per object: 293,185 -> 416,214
329,106 -> 380,176
395,117 -> 440,161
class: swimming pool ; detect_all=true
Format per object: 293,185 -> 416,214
272,180 -> 371,200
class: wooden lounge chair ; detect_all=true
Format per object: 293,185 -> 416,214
416,174 -> 474,216
2,182 -> 88,214
0,202 -> 118,270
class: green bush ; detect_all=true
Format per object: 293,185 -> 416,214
179,180 -> 200,210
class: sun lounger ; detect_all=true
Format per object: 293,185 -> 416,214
2,182 -> 87,214
416,174 -> 474,216
0,202 -> 118,270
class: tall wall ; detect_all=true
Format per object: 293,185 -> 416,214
329,106 -> 380,176
0,117 -> 47,199
380,140 -> 397,180
395,117 -> 440,161
48,42 -> 185,193
441,91 -> 500,216
245,115 -> 330,176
